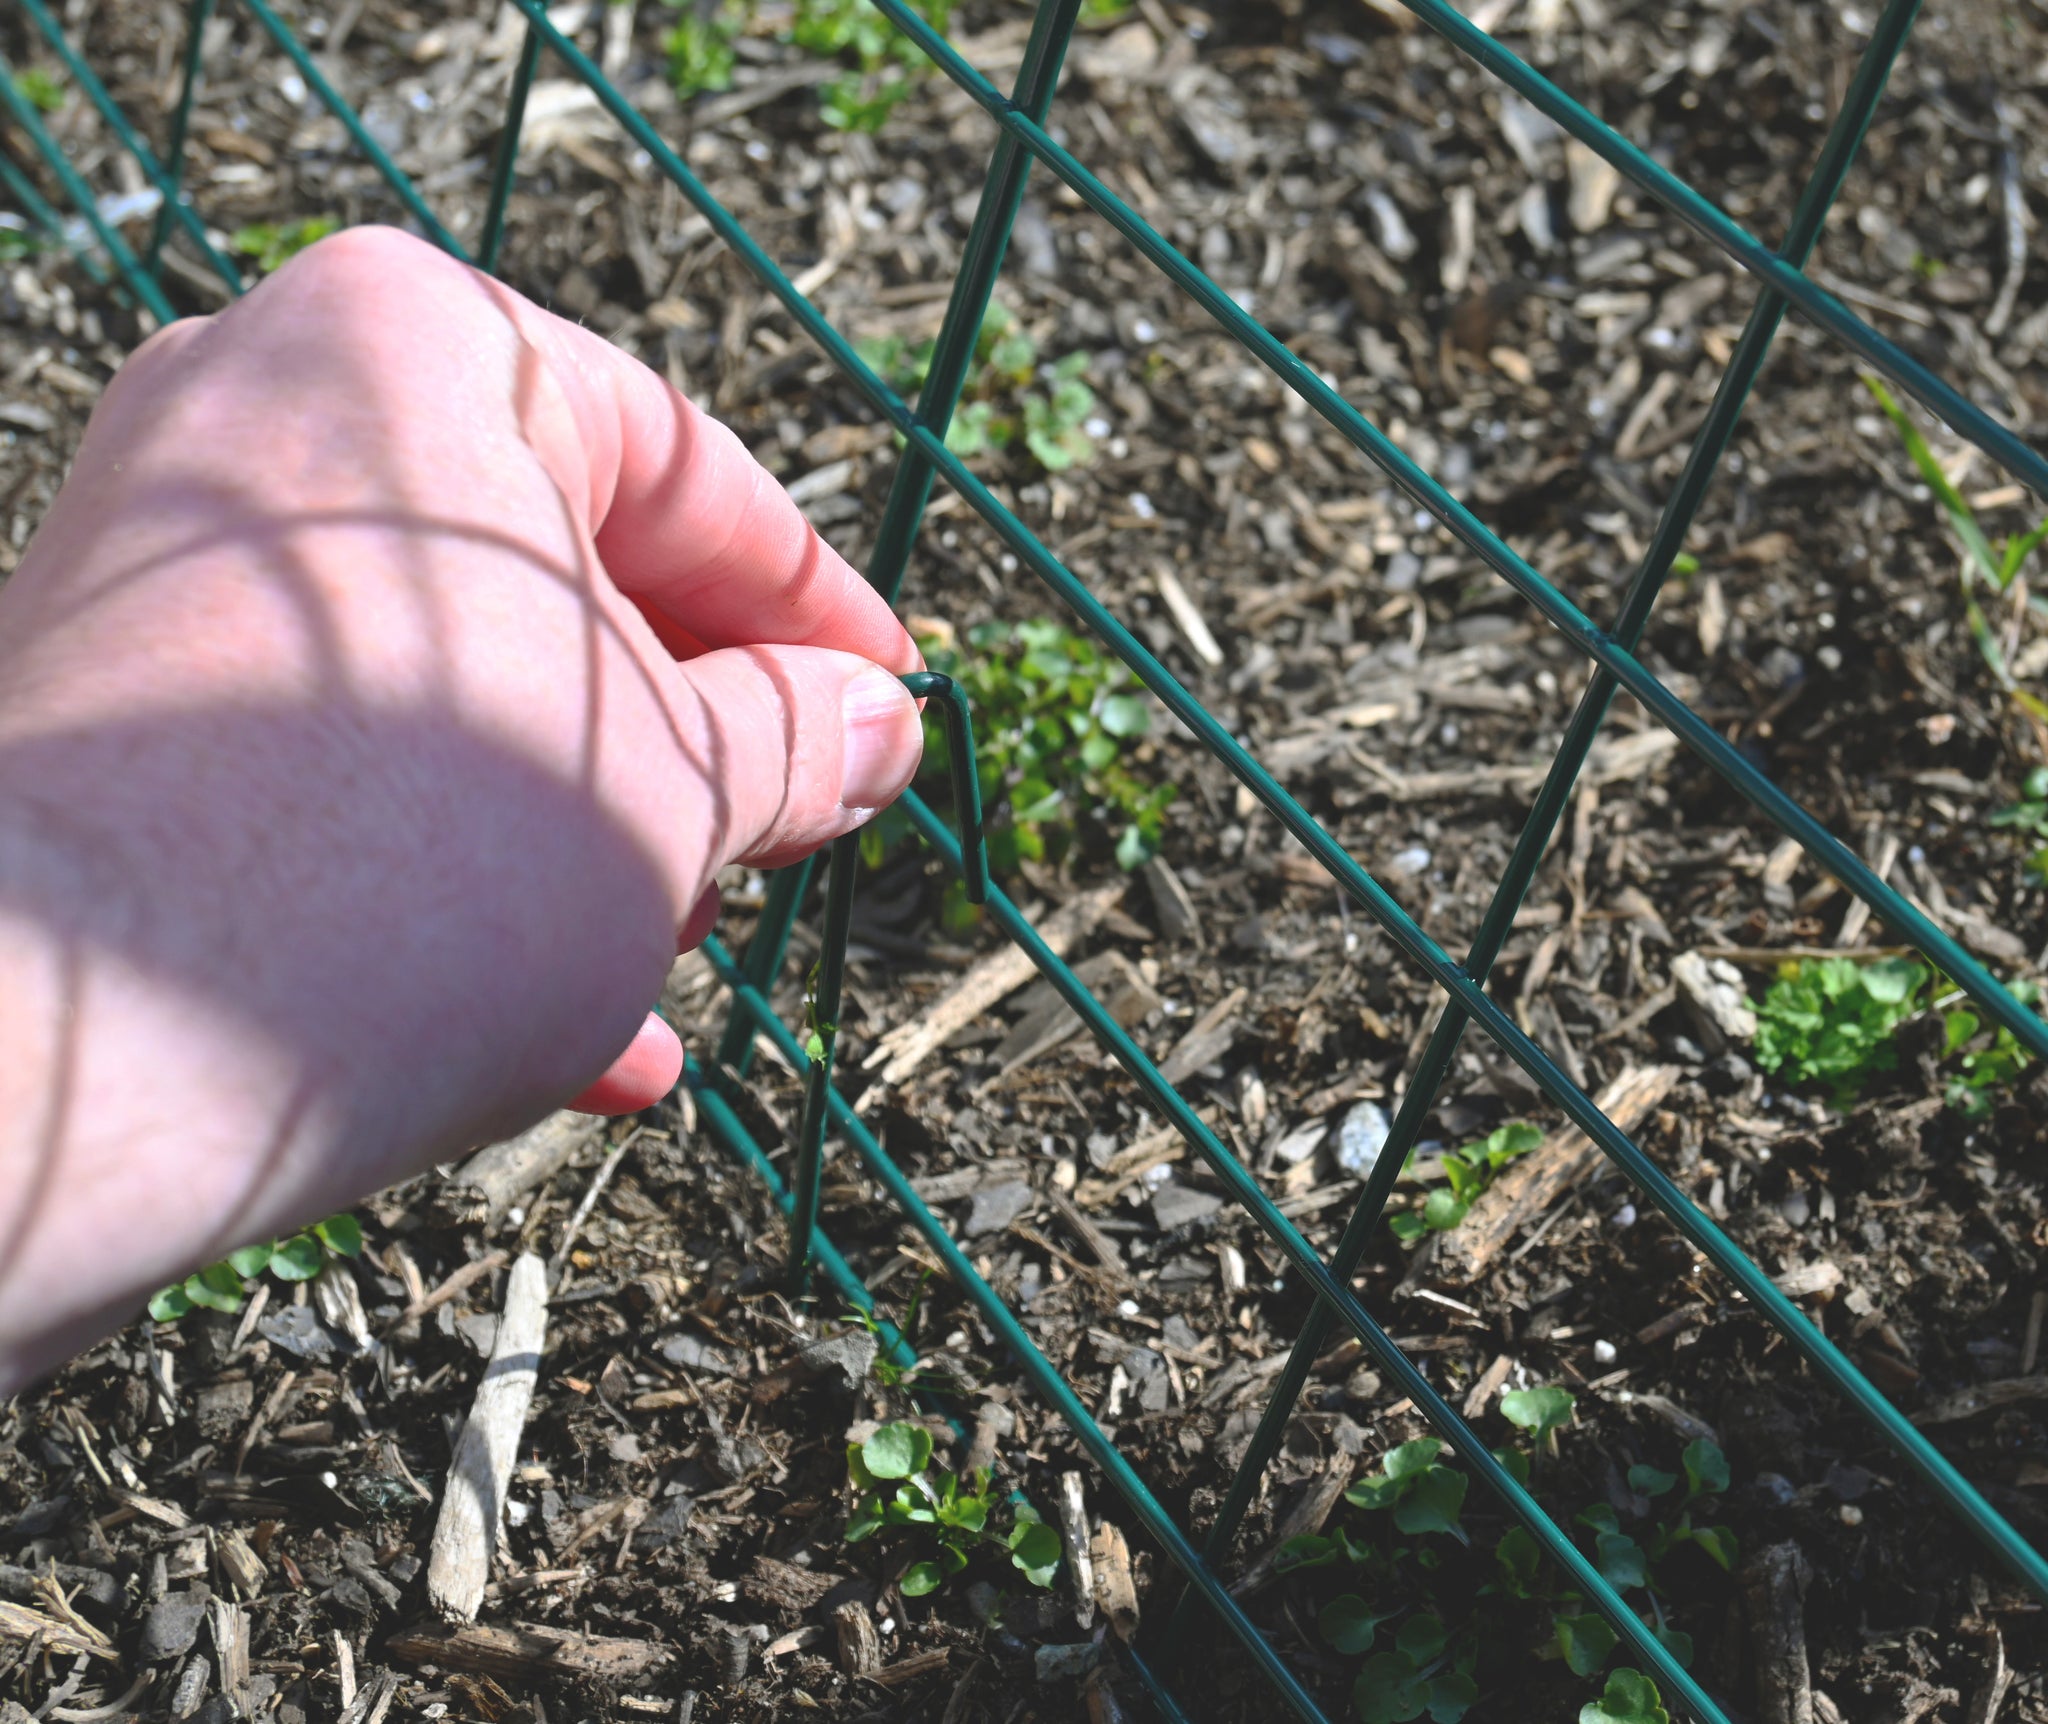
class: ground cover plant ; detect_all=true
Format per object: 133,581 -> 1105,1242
10,0 -> 2048,1717
147,1214 -> 363,1319
842,1421 -> 1061,1596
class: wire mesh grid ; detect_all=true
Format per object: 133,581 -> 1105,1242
6,0 -> 2047,1714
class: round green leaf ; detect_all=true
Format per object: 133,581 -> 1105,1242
269,1234 -> 323,1281
1680,1439 -> 1729,1498
1382,1438 -> 1444,1479
1353,1651 -> 1429,1724
1495,1526 -> 1540,1590
1393,1467 -> 1467,1541
1007,1516 -> 1062,1587
845,1497 -> 884,1543
1579,1668 -> 1670,1724
1098,693 -> 1150,738
314,1214 -> 363,1257
900,1561 -> 944,1597
1627,1464 -> 1678,1498
1595,1531 -> 1648,1591
1554,1612 -> 1618,1678
226,1243 -> 275,1279
1422,1188 -> 1469,1232
148,1285 -> 191,1323
1426,1670 -> 1478,1724
862,1422 -> 932,1481
1499,1386 -> 1576,1442
1396,1612 -> 1447,1662
183,1266 -> 244,1314
1317,1593 -> 1385,1656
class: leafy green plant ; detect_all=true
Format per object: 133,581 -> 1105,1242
858,303 -> 1098,474
1581,1670 -> 1670,1724
1388,1122 -> 1543,1241
1991,768 -> 2048,886
1865,374 -> 2048,738
790,0 -> 954,131
661,0 -> 747,96
1500,1385 -> 1576,1456
1941,978 -> 2039,1117
842,1268 -> 944,1390
843,1421 -> 1058,1595
230,216 -> 339,274
1350,1613 -> 1478,1724
879,618 -> 1171,901
149,1215 -> 363,1320
13,69 -> 66,113
1344,1439 -> 1471,1543
1750,956 -> 1927,1102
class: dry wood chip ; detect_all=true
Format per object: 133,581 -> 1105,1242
864,883 -> 1126,1084
1911,1375 -> 2048,1428
1088,1521 -> 1139,1641
387,1620 -> 672,1681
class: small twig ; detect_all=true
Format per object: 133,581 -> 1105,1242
46,1668 -> 150,1721
550,1130 -> 642,1282
1986,100 -> 2027,340
383,1250 -> 509,1333
235,1370 -> 298,1477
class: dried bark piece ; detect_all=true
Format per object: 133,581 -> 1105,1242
435,1112 -> 604,1226
1088,1521 -> 1139,1642
427,1254 -> 548,1621
386,1621 -> 671,1682
833,1602 -> 880,1677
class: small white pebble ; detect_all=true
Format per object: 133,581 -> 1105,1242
507,1499 -> 531,1526
1117,1299 -> 1141,1317
1592,1339 -> 1617,1365
1084,416 -> 1111,438
1611,1203 -> 1638,1228
1839,1503 -> 1864,1527
321,1470 -> 340,1490
745,139 -> 772,162
506,1206 -> 525,1227
879,1616 -> 896,1634
1907,844 -> 1926,865
1132,318 -> 1158,343
1129,491 -> 1157,520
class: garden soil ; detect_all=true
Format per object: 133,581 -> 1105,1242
5,0 -> 2048,1718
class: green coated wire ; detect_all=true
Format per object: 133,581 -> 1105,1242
0,48 -> 176,324
15,0 -> 242,290
150,0 -> 218,275
20,0 -> 2048,1708
688,1051 -> 1200,1724
713,856 -> 819,1080
1170,0 -> 1927,1653
705,906 -> 1724,1719
0,151 -> 114,287
479,23 -> 542,277
787,672 -> 985,1300
709,0 -> 1077,1089
492,0 -> 2048,1613
233,0 -> 463,257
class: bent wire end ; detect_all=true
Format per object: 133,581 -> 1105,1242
899,671 -> 988,905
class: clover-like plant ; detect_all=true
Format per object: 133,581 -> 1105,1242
149,1215 -> 362,1321
1388,1122 -> 1543,1241
843,1421 -> 1058,1596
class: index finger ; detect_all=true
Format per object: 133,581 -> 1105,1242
517,304 -> 916,672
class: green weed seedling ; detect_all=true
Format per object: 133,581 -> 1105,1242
792,0 -> 954,131
1991,767 -> 2048,886
13,68 -> 66,113
230,216 -> 338,274
1388,1122 -> 1543,1242
1751,956 -> 1926,1103
1940,977 -> 2039,1118
149,1214 -> 362,1320
1865,374 -> 2048,736
869,618 -> 1170,913
1282,1411 -> 1685,1724
661,0 -> 747,97
1580,1669 -> 1671,1724
857,303 -> 1099,474
843,1421 -> 1058,1596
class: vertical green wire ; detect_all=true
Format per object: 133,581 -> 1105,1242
707,0 -> 1079,1085
1163,0 -> 1927,1659
150,0 -> 219,278
479,23 -> 541,276
785,832 -> 859,1300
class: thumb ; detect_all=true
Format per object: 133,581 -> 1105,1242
668,645 -> 924,878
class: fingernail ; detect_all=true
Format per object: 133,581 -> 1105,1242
840,665 -> 917,812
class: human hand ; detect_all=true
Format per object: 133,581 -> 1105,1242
0,226 -> 921,1380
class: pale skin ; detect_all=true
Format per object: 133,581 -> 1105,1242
0,227 -> 926,1389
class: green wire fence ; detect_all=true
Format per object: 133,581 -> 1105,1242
6,0 -> 2046,1713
